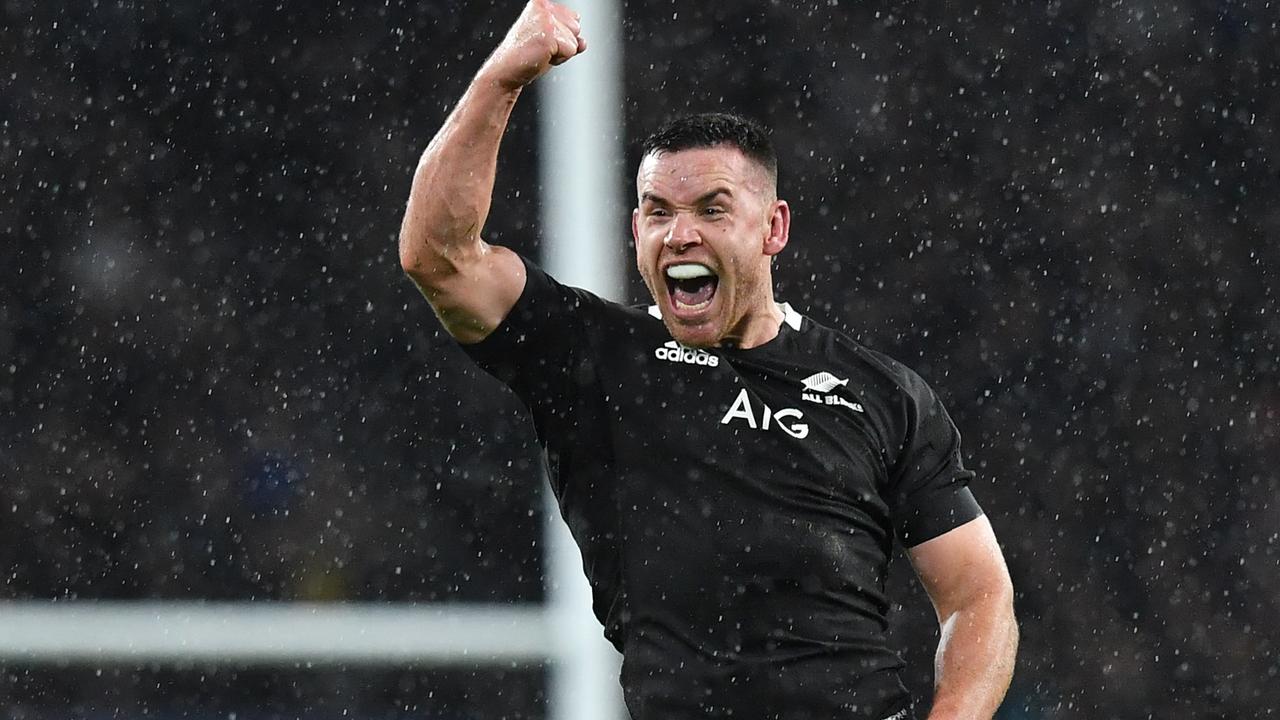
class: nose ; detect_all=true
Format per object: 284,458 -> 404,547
663,212 -> 701,252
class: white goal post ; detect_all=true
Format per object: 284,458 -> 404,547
0,3 -> 629,720
0,601 -> 551,665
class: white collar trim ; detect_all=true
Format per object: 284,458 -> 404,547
779,302 -> 802,331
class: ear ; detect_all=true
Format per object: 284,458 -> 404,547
762,200 -> 790,257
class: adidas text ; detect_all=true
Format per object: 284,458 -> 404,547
654,341 -> 720,367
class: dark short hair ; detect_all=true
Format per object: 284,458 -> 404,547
638,112 -> 778,183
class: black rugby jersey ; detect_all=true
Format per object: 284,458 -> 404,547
460,257 -> 983,720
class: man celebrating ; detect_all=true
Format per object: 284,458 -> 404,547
399,2 -> 1018,718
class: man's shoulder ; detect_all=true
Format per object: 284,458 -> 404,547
791,313 -> 933,401
510,256 -> 660,328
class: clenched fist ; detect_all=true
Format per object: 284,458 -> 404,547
482,0 -> 587,91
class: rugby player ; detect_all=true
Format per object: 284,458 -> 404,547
398,2 -> 1018,717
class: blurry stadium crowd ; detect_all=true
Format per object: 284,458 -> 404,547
4,0 -> 1276,717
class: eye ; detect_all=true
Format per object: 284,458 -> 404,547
703,206 -> 726,217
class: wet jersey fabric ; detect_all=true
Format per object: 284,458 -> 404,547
459,257 -> 983,720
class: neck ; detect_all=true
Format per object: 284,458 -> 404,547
719,300 -> 785,349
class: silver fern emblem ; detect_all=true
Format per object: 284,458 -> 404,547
802,372 -> 848,393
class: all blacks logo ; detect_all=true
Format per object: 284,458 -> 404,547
654,340 -> 720,367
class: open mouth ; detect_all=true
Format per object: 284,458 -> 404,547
665,263 -> 719,311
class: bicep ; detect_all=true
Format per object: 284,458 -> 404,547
907,515 -> 1013,620
406,242 -> 527,344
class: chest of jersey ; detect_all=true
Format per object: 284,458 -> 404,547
607,339 -> 887,491
600,335 -> 897,602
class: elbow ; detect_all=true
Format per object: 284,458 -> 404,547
399,229 -> 477,288
398,227 -> 445,285
398,232 -> 425,279
941,567 -> 1017,635
993,566 -> 1016,606
993,574 -> 1019,656
988,569 -> 1018,631
399,212 -> 480,284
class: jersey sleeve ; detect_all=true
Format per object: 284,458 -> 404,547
455,255 -> 613,489
455,257 -> 625,638
886,369 -> 984,548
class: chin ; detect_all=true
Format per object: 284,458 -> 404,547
662,316 -> 722,349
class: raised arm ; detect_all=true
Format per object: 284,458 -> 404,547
398,0 -> 586,343
908,515 -> 1019,720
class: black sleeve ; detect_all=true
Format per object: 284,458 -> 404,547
457,258 -> 625,633
886,369 -> 984,548
456,255 -> 613,489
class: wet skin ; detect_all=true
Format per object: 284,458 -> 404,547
631,145 -> 792,349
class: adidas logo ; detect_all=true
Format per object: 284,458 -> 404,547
654,340 -> 720,367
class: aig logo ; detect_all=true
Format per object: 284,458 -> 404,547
719,388 -> 809,439
654,341 -> 720,367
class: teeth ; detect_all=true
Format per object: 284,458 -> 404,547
665,263 -> 715,280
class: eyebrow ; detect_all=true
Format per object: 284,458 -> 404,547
640,188 -> 733,206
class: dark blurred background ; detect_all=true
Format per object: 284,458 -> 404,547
2,0 -> 1276,717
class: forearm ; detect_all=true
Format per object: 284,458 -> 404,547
398,71 -> 522,282
926,592 -> 1018,720
393,1 -> 582,342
